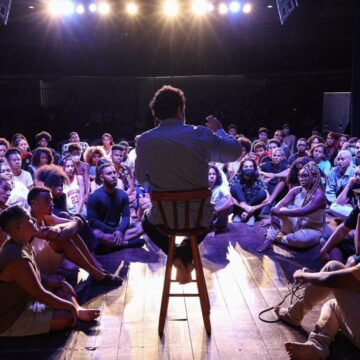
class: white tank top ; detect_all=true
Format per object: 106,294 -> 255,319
63,176 -> 81,215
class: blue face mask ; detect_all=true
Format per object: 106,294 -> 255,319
243,168 -> 255,177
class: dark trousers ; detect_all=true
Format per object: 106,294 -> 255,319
230,183 -> 267,217
142,214 -> 207,264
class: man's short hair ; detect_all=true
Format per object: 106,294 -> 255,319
5,148 -> 21,161
253,141 -> 267,151
35,131 -> 52,143
0,138 -> 10,149
267,138 -> 281,147
349,137 -> 358,145
227,124 -> 237,131
0,205 -> 28,234
27,186 -> 51,205
282,123 -> 290,130
258,127 -> 269,135
298,138 -> 307,143
111,144 -> 124,152
96,161 -> 114,176
68,143 -> 81,153
119,141 -> 129,148
149,85 -> 186,121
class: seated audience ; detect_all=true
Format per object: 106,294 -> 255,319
260,139 -> 282,164
288,138 -> 310,166
337,134 -> 349,150
273,129 -> 290,158
275,261 -> 360,360
208,165 -> 233,232
0,206 -> 100,337
34,131 -> 61,165
307,135 -> 325,155
353,139 -> 360,167
257,127 -> 270,144
253,141 -> 269,165
28,147 -> 54,179
83,146 -> 106,181
61,131 -> 89,157
258,163 -> 326,252
0,162 -> 28,208
227,136 -> 252,180
230,157 -> 267,225
12,135 -> 32,171
309,143 -> 331,177
0,174 -> 12,246
0,138 -> 10,164
259,147 -> 288,216
227,124 -> 238,138
320,189 -> 360,264
62,157 -> 86,216
282,123 -> 297,156
326,131 -> 339,165
27,186 -> 120,284
87,162 -> 144,249
326,150 -> 356,207
101,133 -> 113,160
286,157 -> 312,189
68,143 -> 90,201
5,148 -> 33,190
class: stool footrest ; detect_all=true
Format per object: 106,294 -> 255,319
170,280 -> 197,282
170,293 -> 199,297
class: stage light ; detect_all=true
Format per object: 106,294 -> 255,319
76,4 -> 85,14
229,1 -> 241,13
207,3 -> 214,12
49,0 -> 62,16
192,0 -> 207,15
218,3 -> 228,15
62,0 -> 75,15
164,0 -> 179,17
89,3 -> 97,12
267,4 -> 273,8
126,2 -> 138,15
243,3 -> 252,13
98,2 -> 110,14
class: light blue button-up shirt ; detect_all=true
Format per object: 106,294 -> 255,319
135,118 -> 242,227
325,164 -> 356,203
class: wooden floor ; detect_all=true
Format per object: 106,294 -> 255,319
1,220 -> 360,360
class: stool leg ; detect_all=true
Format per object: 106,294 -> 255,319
158,235 -> 176,336
190,236 -> 211,335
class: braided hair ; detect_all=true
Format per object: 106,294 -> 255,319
299,161 -> 323,207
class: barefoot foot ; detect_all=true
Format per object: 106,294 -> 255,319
274,306 -> 301,326
285,342 -> 322,360
77,308 -> 101,322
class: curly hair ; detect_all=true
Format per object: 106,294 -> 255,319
149,85 -> 186,120
31,147 -> 54,167
83,146 -> 106,166
34,165 -> 68,188
238,156 -> 259,183
286,157 -> 311,188
307,135 -> 325,149
35,131 -> 52,143
310,143 -> 328,160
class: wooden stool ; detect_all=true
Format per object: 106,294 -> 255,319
150,189 -> 211,336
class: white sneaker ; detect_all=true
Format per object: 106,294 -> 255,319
233,215 -> 242,223
246,216 -> 255,226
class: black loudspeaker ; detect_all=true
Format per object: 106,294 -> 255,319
0,0 -> 12,25
322,92 -> 351,134
276,0 -> 299,25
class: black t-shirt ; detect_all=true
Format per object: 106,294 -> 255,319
260,160 -> 288,187
344,206 -> 360,229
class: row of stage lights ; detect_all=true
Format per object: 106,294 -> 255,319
47,1 -> 252,17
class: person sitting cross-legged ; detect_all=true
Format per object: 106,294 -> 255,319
87,162 -> 144,250
257,162 -> 326,252
230,157 -> 268,226
0,206 -> 100,337
275,259 -> 360,360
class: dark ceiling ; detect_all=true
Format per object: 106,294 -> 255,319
0,0 -> 357,76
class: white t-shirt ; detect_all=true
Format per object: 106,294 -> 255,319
211,183 -> 231,206
7,181 -> 29,209
14,170 -> 33,189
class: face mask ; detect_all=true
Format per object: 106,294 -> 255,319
71,155 -> 80,163
243,169 -> 255,177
